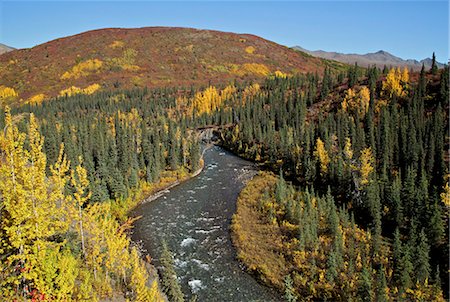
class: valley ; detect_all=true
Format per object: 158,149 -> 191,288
0,21 -> 448,302
132,146 -> 280,301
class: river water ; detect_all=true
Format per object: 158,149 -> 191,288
131,146 -> 281,301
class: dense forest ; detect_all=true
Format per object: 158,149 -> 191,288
225,64 -> 449,300
0,60 -> 448,300
0,88 -> 203,300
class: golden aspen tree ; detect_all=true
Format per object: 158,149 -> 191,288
314,138 -> 330,175
343,138 -> 353,161
401,67 -> 409,83
105,215 -> 131,285
0,86 -> 18,105
25,115 -> 66,298
49,144 -> 71,227
341,86 -> 370,117
341,88 -> 356,112
82,203 -> 105,283
242,83 -> 260,104
220,84 -> 237,102
53,248 -> 79,300
274,70 -> 288,78
59,84 -> 100,97
0,107 -> 35,297
61,59 -> 103,80
193,86 -> 220,115
71,157 -> 92,258
359,147 -> 374,186
82,83 -> 101,95
27,114 -> 53,241
29,244 -> 59,297
130,247 -> 152,301
148,280 -> 165,302
27,94 -> 45,105
75,268 -> 97,301
358,86 -> 370,115
0,109 -> 70,299
382,67 -> 408,97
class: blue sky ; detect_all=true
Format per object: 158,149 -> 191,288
1,1 -> 448,61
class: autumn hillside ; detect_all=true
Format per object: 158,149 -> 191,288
0,27 -> 337,104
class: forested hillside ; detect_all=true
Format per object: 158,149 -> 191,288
225,64 -> 449,300
0,88 -> 205,300
0,55 -> 448,300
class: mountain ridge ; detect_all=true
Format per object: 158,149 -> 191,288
293,46 -> 445,70
0,27 -> 333,104
0,43 -> 15,55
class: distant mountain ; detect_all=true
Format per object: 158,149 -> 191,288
0,43 -> 15,55
0,27 -> 332,102
292,46 -> 445,70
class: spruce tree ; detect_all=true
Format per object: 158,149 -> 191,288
357,265 -> 373,302
427,200 -> 444,247
399,245 -> 414,291
160,240 -> 185,302
430,52 -> 438,75
415,229 -> 431,284
392,228 -> 402,285
284,275 -> 297,302
376,266 -> 388,302
326,248 -> 338,283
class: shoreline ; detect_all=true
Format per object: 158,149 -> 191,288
127,144 -> 212,300
137,143 -> 211,206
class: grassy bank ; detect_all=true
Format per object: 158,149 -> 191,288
231,171 -> 444,301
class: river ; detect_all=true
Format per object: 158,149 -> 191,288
131,146 -> 281,301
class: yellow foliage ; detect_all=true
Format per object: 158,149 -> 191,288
314,138 -> 330,175
131,76 -> 145,87
61,59 -> 103,80
401,67 -> 409,83
191,85 -> 237,116
375,98 -> 388,113
193,86 -> 220,115
441,182 -> 450,208
274,70 -> 288,78
245,46 -> 256,54
130,247 -> 164,301
59,84 -> 100,97
341,86 -> 370,117
232,63 -> 270,77
107,48 -> 140,71
83,83 -> 101,95
359,147 -> 374,186
343,137 -> 353,161
0,110 -> 73,298
382,67 -> 409,98
27,93 -> 46,105
109,40 -> 125,49
59,86 -> 83,97
0,85 -> 18,103
221,84 -> 237,101
0,110 -> 166,300
242,83 -> 261,104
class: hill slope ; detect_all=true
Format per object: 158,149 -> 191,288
0,27 -> 331,103
293,46 -> 445,70
0,43 -> 15,55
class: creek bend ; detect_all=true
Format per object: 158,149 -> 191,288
131,146 -> 280,301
